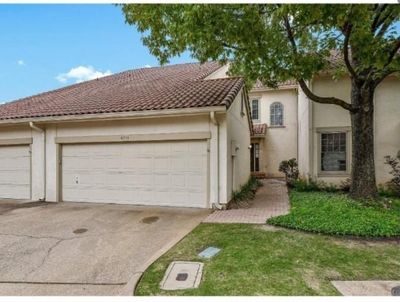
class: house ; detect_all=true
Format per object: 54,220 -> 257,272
0,62 -> 252,209
208,63 -> 400,186
1,60 -> 398,209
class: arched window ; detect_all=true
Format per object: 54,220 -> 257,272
270,102 -> 283,126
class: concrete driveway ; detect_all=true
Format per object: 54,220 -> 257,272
0,200 -> 209,295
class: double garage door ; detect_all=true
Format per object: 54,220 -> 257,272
0,145 -> 31,200
61,140 -> 208,208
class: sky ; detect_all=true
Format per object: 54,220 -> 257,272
0,4 -> 195,103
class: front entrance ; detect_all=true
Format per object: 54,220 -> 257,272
250,143 -> 260,172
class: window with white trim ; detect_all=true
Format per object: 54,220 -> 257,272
320,132 -> 347,172
251,99 -> 259,120
270,102 -> 283,126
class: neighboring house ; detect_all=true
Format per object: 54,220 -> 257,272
0,62 -> 252,209
209,63 -> 400,186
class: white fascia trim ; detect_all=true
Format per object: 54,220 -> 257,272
0,106 -> 227,125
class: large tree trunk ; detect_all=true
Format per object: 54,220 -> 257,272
349,80 -> 378,200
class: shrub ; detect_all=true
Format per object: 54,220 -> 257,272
384,151 -> 400,197
339,178 -> 352,192
292,177 -> 338,193
279,158 -> 299,186
229,177 -> 263,209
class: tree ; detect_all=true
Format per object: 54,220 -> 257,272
121,4 -> 400,200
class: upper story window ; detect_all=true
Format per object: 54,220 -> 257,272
270,102 -> 283,126
251,99 -> 259,121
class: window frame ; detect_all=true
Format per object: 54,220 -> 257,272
251,99 -> 260,122
317,127 -> 351,177
269,102 -> 284,127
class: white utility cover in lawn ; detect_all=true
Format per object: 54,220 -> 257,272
0,145 -> 31,199
61,140 -> 208,208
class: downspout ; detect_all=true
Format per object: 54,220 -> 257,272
29,122 -> 46,201
210,111 -> 223,210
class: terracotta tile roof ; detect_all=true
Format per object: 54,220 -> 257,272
252,123 -> 267,136
0,62 -> 244,121
251,51 -> 349,90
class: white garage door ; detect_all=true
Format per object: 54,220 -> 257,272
62,140 -> 208,208
0,145 -> 31,199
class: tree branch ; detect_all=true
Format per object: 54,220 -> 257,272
386,39 -> 400,66
371,4 -> 388,32
342,22 -> 358,79
374,68 -> 400,87
375,13 -> 396,38
298,79 -> 355,112
282,15 -> 355,113
221,42 -> 245,51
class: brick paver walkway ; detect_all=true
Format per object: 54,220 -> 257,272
204,178 -> 290,224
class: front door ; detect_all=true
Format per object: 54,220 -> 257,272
250,143 -> 260,172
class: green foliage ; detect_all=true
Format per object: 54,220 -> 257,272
383,151 -> 400,197
230,177 -> 262,208
278,158 -> 299,186
268,190 -> 400,237
378,184 -> 400,199
292,178 -> 339,193
120,4 -> 400,87
136,223 -> 400,296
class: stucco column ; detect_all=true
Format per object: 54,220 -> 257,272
45,126 -> 58,202
297,81 -> 313,178
31,129 -> 46,200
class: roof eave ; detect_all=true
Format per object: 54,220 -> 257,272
250,84 -> 298,93
0,106 -> 227,126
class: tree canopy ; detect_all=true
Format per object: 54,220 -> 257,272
122,4 -> 400,105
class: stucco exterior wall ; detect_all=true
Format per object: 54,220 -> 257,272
249,89 -> 298,177
297,83 -> 312,178
310,76 -> 400,185
226,90 -> 251,200
205,64 -> 230,79
311,77 -> 352,185
374,77 -> 400,185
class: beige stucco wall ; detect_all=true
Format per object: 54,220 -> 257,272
310,75 -> 400,185
297,83 -> 313,178
249,89 -> 298,177
205,64 -> 230,79
226,90 -> 251,200
374,77 -> 400,185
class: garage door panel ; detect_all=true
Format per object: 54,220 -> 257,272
62,141 -> 207,208
0,145 -> 31,200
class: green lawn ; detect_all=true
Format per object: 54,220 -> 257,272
135,223 -> 400,296
268,191 -> 400,237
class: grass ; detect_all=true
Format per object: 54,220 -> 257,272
135,223 -> 400,296
267,190 -> 400,237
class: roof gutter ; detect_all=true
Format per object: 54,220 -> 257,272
0,106 -> 227,126
210,111 -> 224,210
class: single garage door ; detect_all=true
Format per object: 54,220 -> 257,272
0,145 -> 31,199
62,140 -> 208,208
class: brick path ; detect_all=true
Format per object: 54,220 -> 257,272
203,178 -> 290,224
